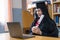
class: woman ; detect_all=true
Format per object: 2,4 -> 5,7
30,3 -> 58,37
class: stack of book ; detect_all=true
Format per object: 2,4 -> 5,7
55,16 -> 60,26
53,4 -> 60,13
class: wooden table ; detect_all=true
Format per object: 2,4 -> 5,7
0,33 -> 60,40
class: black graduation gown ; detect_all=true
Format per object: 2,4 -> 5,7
30,16 -> 58,37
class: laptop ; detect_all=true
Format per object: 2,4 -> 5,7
7,22 -> 35,38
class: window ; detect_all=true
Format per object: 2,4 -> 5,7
0,0 -> 8,32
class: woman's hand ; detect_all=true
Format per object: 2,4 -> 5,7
32,26 -> 42,35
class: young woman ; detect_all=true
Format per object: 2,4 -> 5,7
30,2 -> 58,37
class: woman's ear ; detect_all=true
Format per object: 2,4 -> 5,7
34,9 -> 40,19
33,13 -> 39,19
33,9 -> 37,18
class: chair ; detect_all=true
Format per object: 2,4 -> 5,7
22,10 -> 34,34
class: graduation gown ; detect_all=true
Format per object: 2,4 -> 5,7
30,16 -> 58,37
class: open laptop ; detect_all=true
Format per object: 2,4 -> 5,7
7,22 -> 35,38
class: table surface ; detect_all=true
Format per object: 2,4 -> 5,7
0,33 -> 60,40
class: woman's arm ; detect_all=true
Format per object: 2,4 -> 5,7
29,19 -> 36,34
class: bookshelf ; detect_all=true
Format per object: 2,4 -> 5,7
53,1 -> 60,4
52,0 -> 60,27
53,13 -> 60,15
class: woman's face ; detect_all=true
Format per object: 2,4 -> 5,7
36,8 -> 42,17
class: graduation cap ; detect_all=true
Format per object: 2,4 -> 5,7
32,1 -> 47,9
32,1 -> 50,17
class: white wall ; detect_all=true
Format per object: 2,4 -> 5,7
11,0 -> 22,8
0,0 -> 8,23
0,0 -> 8,32
11,0 -> 22,23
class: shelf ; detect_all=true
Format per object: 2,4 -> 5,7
52,0 -> 60,27
53,1 -> 60,4
57,24 -> 60,27
53,13 -> 60,16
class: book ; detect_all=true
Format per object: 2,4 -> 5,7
53,4 -> 57,13
53,4 -> 60,13
57,7 -> 60,13
59,17 -> 60,24
55,16 -> 59,25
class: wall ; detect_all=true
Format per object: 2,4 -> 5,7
5,0 -> 22,31
11,0 -> 22,23
0,0 -> 8,32
22,0 -> 27,10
